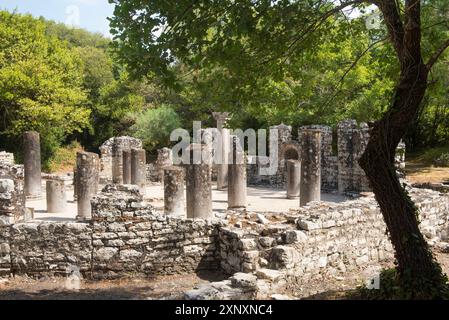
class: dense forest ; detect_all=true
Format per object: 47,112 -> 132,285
0,8 -> 448,170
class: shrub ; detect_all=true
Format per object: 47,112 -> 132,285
46,141 -> 83,173
434,153 -> 449,167
128,105 -> 181,155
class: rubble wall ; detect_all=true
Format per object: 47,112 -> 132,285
0,186 -> 220,279
219,188 -> 449,285
0,152 -> 14,165
0,187 -> 447,283
0,164 -> 25,225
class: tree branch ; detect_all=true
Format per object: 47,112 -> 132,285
316,36 -> 388,114
426,38 -> 449,70
373,0 -> 405,59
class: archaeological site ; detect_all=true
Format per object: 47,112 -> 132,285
1,115 -> 448,301
1,0 -> 449,309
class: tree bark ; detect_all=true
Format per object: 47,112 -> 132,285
359,33 -> 447,298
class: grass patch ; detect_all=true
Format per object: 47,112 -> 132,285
408,145 -> 449,167
46,141 -> 83,173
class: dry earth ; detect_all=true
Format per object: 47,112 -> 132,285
0,250 -> 448,300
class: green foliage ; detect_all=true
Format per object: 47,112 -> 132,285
75,46 -> 115,102
128,105 -> 181,154
44,19 -> 110,49
46,141 -> 84,173
90,72 -> 146,147
409,145 -> 449,167
109,1 -> 400,129
434,153 -> 449,167
353,267 -> 449,300
0,10 -> 90,165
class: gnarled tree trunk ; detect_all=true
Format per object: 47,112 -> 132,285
359,0 -> 448,298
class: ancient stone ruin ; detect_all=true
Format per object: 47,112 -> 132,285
0,117 -> 446,299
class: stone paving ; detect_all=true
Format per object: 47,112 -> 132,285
28,181 -> 349,222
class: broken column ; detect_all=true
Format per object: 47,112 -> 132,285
131,148 -> 146,194
164,166 -> 185,216
46,179 -> 67,213
286,160 -> 301,199
122,150 -> 132,184
76,151 -> 100,220
300,129 -> 321,206
185,144 -> 212,219
156,148 -> 173,181
228,136 -> 247,209
213,112 -> 230,190
23,131 -> 42,198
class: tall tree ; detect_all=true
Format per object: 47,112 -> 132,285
109,0 -> 449,297
0,11 -> 90,162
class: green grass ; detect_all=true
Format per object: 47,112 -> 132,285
407,145 -> 449,167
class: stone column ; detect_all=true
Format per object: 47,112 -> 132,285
23,131 -> 42,198
76,152 -> 100,220
131,149 -> 146,194
122,150 -> 132,184
112,143 -> 124,184
286,160 -> 301,199
164,166 -> 185,216
213,112 -> 230,190
46,179 -> 67,213
185,144 -> 212,219
300,129 -> 321,206
228,136 -> 246,209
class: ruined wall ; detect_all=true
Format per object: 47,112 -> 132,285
0,186 -> 447,284
219,188 -> 449,284
337,120 -> 371,194
247,120 -> 370,193
0,185 -> 220,279
0,152 -> 14,165
146,148 -> 173,183
0,164 -> 25,225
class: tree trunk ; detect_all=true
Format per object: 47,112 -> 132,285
359,59 -> 447,298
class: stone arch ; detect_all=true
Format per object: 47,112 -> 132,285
281,143 -> 300,161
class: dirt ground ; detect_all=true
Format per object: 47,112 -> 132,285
1,251 -> 448,300
0,271 -> 224,300
405,161 -> 449,184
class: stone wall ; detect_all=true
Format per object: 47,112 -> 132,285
0,152 -> 14,165
0,185 -> 221,279
247,120 -> 372,193
0,164 -> 25,225
0,186 -> 447,288
218,188 -> 449,283
337,120 -> 371,194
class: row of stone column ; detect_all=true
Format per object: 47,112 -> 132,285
163,137 -> 247,219
112,145 -> 146,191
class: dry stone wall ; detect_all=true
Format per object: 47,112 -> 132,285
0,186 -> 447,286
219,188 -> 449,284
0,185 -> 221,279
